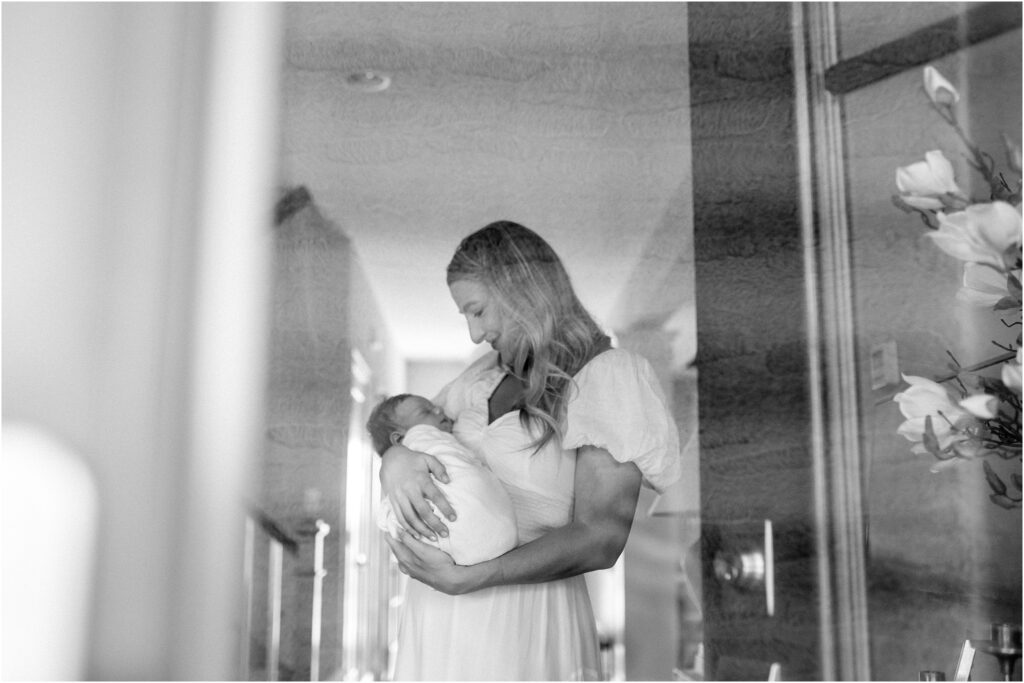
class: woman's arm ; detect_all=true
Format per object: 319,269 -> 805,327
380,443 -> 456,541
385,445 -> 642,594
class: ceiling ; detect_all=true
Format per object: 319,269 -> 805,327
279,2 -> 695,364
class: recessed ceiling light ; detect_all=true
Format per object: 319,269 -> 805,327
345,70 -> 391,93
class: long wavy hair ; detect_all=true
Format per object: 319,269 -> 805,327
447,221 -> 610,450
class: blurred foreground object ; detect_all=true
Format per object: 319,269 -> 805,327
2,423 -> 99,680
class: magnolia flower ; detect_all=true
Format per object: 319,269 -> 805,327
924,66 -> 960,106
957,262 -> 1011,306
894,374 -> 977,454
928,201 -> 1023,270
896,150 -> 964,210
891,67 -> 1022,498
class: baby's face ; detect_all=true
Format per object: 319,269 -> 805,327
394,395 -> 454,433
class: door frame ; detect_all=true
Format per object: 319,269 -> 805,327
791,3 -> 870,678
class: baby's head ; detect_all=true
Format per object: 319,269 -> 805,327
366,394 -> 454,456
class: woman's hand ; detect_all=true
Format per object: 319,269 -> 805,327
384,528 -> 476,595
380,443 -> 456,540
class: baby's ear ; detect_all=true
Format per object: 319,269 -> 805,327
388,431 -> 404,446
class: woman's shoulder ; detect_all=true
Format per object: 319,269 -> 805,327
568,347 -> 664,404
575,347 -> 650,379
569,350 -> 663,403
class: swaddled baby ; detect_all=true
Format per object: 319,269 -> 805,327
366,393 -> 518,565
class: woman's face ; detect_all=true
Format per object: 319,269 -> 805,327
449,279 -> 511,359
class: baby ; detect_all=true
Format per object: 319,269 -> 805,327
366,394 -> 518,566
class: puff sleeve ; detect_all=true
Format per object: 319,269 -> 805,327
562,349 -> 682,493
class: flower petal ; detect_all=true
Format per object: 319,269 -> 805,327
972,202 -> 1022,255
929,203 -> 1023,269
923,151 -> 958,189
960,394 -> 998,419
924,66 -> 960,105
958,262 -> 1009,306
1002,354 -> 1022,394
896,151 -> 961,196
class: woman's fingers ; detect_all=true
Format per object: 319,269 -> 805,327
403,533 -> 454,568
378,448 -> 454,537
423,453 -> 451,484
420,475 -> 457,524
384,534 -> 413,574
392,492 -> 437,541
385,530 -> 463,594
420,484 -> 455,534
410,494 -> 448,538
395,475 -> 451,538
386,531 -> 428,573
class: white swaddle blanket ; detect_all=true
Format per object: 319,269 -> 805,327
378,424 -> 518,565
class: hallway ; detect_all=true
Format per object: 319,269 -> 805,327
3,3 -> 1020,681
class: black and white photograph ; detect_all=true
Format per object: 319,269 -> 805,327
3,2 -> 1021,681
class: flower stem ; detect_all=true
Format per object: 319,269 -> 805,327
935,351 -> 1017,383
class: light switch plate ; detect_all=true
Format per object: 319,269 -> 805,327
870,339 -> 900,390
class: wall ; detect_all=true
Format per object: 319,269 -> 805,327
615,327 -> 700,681
344,223 -> 405,680
258,202 -> 353,679
255,199 -> 400,679
406,360 -> 473,401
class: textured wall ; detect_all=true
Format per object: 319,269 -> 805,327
689,3 -> 823,679
258,203 -> 353,679
254,200 -> 400,679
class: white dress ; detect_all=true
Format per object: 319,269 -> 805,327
390,349 -> 682,681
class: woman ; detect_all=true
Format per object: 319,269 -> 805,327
382,221 -> 682,680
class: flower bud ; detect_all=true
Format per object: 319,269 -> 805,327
923,66 -> 960,106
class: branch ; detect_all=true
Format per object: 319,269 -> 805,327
935,351 -> 1017,383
